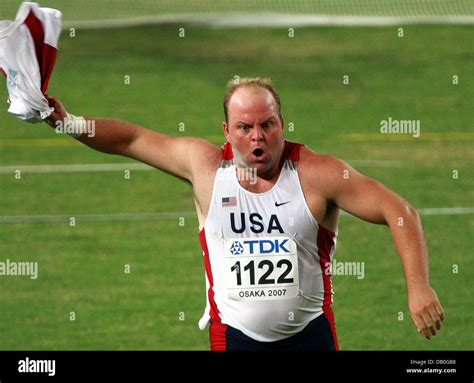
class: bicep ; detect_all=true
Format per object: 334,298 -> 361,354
123,127 -> 216,181
329,160 -> 410,225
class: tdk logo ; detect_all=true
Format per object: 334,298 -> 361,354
229,239 -> 289,255
229,241 -> 245,255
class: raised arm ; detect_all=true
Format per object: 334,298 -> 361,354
45,96 -> 219,182
315,154 -> 444,340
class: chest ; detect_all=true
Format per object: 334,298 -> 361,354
212,167 -> 318,237
193,164 -> 329,230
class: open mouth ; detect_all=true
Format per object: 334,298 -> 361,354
253,148 -> 264,158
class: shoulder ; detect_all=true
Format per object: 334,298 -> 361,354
298,145 -> 348,177
186,137 -> 223,179
298,145 -> 353,195
298,144 -> 381,200
187,137 -> 222,159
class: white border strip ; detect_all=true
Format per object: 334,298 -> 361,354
62,13 -> 474,30
0,207 -> 472,224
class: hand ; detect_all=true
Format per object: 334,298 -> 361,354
408,285 -> 444,340
44,95 -> 68,129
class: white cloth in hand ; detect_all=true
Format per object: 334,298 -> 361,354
0,2 -> 62,123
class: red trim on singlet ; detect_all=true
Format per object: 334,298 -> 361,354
0,67 -> 6,78
199,228 -> 227,351
317,225 -> 339,350
221,140 -> 303,162
24,10 -> 57,93
222,141 -> 234,161
283,140 -> 303,162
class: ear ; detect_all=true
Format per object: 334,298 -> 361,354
223,121 -> 230,142
280,115 -> 285,132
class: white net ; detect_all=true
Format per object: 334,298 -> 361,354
0,1 -> 473,25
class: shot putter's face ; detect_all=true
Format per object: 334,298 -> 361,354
223,87 -> 284,177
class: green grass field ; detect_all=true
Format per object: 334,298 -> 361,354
0,21 -> 473,350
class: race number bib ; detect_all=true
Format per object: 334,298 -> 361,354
224,236 -> 299,301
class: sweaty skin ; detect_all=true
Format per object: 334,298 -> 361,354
46,87 -> 444,340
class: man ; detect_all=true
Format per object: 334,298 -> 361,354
45,77 -> 444,351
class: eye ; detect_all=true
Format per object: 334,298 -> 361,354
239,124 -> 250,131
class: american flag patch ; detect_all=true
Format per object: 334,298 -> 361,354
222,196 -> 237,207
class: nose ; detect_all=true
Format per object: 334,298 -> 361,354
250,126 -> 264,142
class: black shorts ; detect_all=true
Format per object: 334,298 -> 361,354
210,312 -> 338,351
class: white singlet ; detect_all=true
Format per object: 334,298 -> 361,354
199,141 -> 338,342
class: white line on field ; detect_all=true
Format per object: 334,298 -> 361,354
347,160 -> 406,168
417,207 -> 474,216
340,207 -> 474,216
0,163 -> 155,174
0,208 -> 472,224
61,14 -> 474,30
0,212 -> 197,223
0,160 -> 414,174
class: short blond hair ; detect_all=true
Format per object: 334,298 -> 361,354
223,77 -> 282,122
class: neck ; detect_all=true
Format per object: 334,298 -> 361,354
234,141 -> 285,192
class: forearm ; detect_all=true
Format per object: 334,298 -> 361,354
386,204 -> 444,338
75,117 -> 140,155
386,204 -> 430,291
45,97 -> 144,156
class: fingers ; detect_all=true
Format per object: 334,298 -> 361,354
412,305 -> 445,340
412,314 -> 432,340
432,311 -> 442,331
43,95 -> 62,127
435,303 -> 445,322
434,303 -> 445,331
45,95 -> 59,108
423,312 -> 436,337
409,287 -> 445,340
